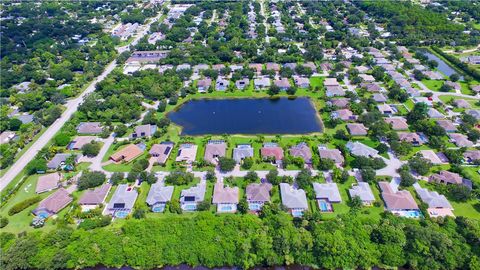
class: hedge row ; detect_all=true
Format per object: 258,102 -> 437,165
8,196 -> 41,216
431,46 -> 480,81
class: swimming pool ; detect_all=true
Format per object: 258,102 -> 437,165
183,204 -> 197,211
292,210 -> 304,217
36,211 -> 50,219
317,199 -> 332,212
395,210 -> 423,219
248,203 -> 262,211
114,211 -> 130,218
219,204 -> 236,212
152,204 -> 166,213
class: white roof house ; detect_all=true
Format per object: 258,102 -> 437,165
280,183 -> 308,212
346,141 -> 378,157
349,182 -> 375,204
313,183 -> 342,203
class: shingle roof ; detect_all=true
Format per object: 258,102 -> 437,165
313,183 -> 342,202
346,141 -> 378,157
146,182 -> 174,205
246,183 -> 272,202
180,182 -> 206,203
347,123 -> 368,136
289,143 -> 312,163
318,148 -> 344,164
204,141 -> 227,163
384,117 -> 409,130
280,183 -> 308,209
233,144 -> 254,163
36,173 -> 61,193
414,185 -> 452,209
110,144 -> 143,162
34,188 -> 72,214
79,184 -> 111,205
149,142 -> 174,164
107,184 -> 138,210
378,181 -> 419,210
349,182 -> 375,202
212,183 -> 239,204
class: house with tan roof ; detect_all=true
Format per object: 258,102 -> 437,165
78,184 -> 112,211
429,171 -> 464,186
318,147 -> 344,165
68,136 -> 97,150
110,144 -> 143,163
328,98 -> 349,108
331,109 -> 355,121
324,78 -> 340,86
261,143 -> 284,166
212,183 -> 239,213
197,78 -> 212,92
378,181 -> 420,217
266,62 -> 280,72
454,99 -> 471,109
246,183 -> 272,211
131,124 -> 157,138
274,77 -> 291,90
77,122 -> 103,134
449,133 -> 474,147
204,140 -> 227,164
149,142 -> 174,165
398,132 -> 424,146
176,143 -> 198,163
347,123 -> 368,136
289,142 -> 312,164
419,150 -> 444,165
32,188 -> 72,218
377,104 -> 394,115
436,120 -> 457,133
36,173 -> 62,194
384,117 -> 409,130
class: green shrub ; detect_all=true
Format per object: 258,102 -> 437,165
0,216 -> 9,228
8,196 -> 41,216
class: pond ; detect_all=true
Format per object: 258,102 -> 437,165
168,97 -> 323,135
418,49 -> 462,79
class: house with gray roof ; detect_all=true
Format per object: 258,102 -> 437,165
349,182 -> 375,205
318,147 -> 344,165
146,182 -> 174,212
280,183 -> 308,217
346,141 -> 378,157
235,78 -> 250,90
326,85 -> 345,97
233,144 -> 254,163
216,77 -> 229,91
347,123 -> 368,136
78,184 -> 112,211
77,122 -> 103,134
15,114 -> 34,124
131,124 -> 157,138
254,77 -> 271,89
36,173 -> 62,193
212,183 -> 239,213
47,153 -> 79,170
246,183 -> 272,211
293,76 -> 310,88
180,182 -> 206,211
313,183 -> 342,212
414,184 -> 454,218
105,184 -> 138,218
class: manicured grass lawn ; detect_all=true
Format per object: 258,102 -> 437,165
421,79 -> 446,92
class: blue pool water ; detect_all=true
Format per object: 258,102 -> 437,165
183,204 -> 197,211
220,205 -> 233,212
115,211 -> 129,218
36,211 -> 50,219
319,201 -> 329,212
152,204 -> 166,213
249,203 -> 262,211
292,210 -> 304,217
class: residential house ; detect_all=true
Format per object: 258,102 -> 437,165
318,147 -> 344,165
212,64 -> 226,72
176,143 -> 198,163
303,62 -> 317,72
324,77 -> 340,87
414,184 -> 454,218
233,144 -> 254,164
464,150 -> 480,163
176,63 -> 191,71
68,136 -> 96,150
77,122 -> 103,134
466,109 -> 480,120
274,78 -> 291,90
246,183 -> 272,211
249,63 -> 263,74
146,182 -> 174,212
372,93 -> 387,103
349,182 -> 375,205
131,124 -> 157,138
445,81 -> 461,91
328,98 -> 349,108
429,170 -> 471,189
378,181 -> 420,217
346,141 -> 378,157
359,74 -> 375,82
427,108 -> 444,119
180,182 -> 206,211
126,50 -> 169,63
436,120 -> 457,133
347,123 -> 368,136
0,131 -> 17,144
326,85 -> 346,97
212,183 -> 239,213
36,173 -> 61,193
384,117 -> 409,130
454,99 -> 471,109
110,144 -> 144,163
254,77 -> 271,89
414,97 -> 433,107
204,140 -> 227,164
313,183 -> 342,212
378,104 -> 394,115
261,143 -> 284,165
149,142 -> 174,165
235,78 -> 249,90
78,184 -> 112,211
197,78 -> 212,92
331,109 -> 355,121
419,150 -> 445,165
361,83 -> 382,92
47,153 -> 79,170
266,62 -> 280,72
293,76 -> 310,88
449,133 -> 474,147
289,142 -> 312,164
398,132 -> 424,146
280,183 -> 308,217
32,188 -> 72,218
216,77 -> 229,91
105,184 -> 138,218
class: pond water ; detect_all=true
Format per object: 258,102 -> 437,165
418,49 -> 462,79
168,97 -> 323,135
